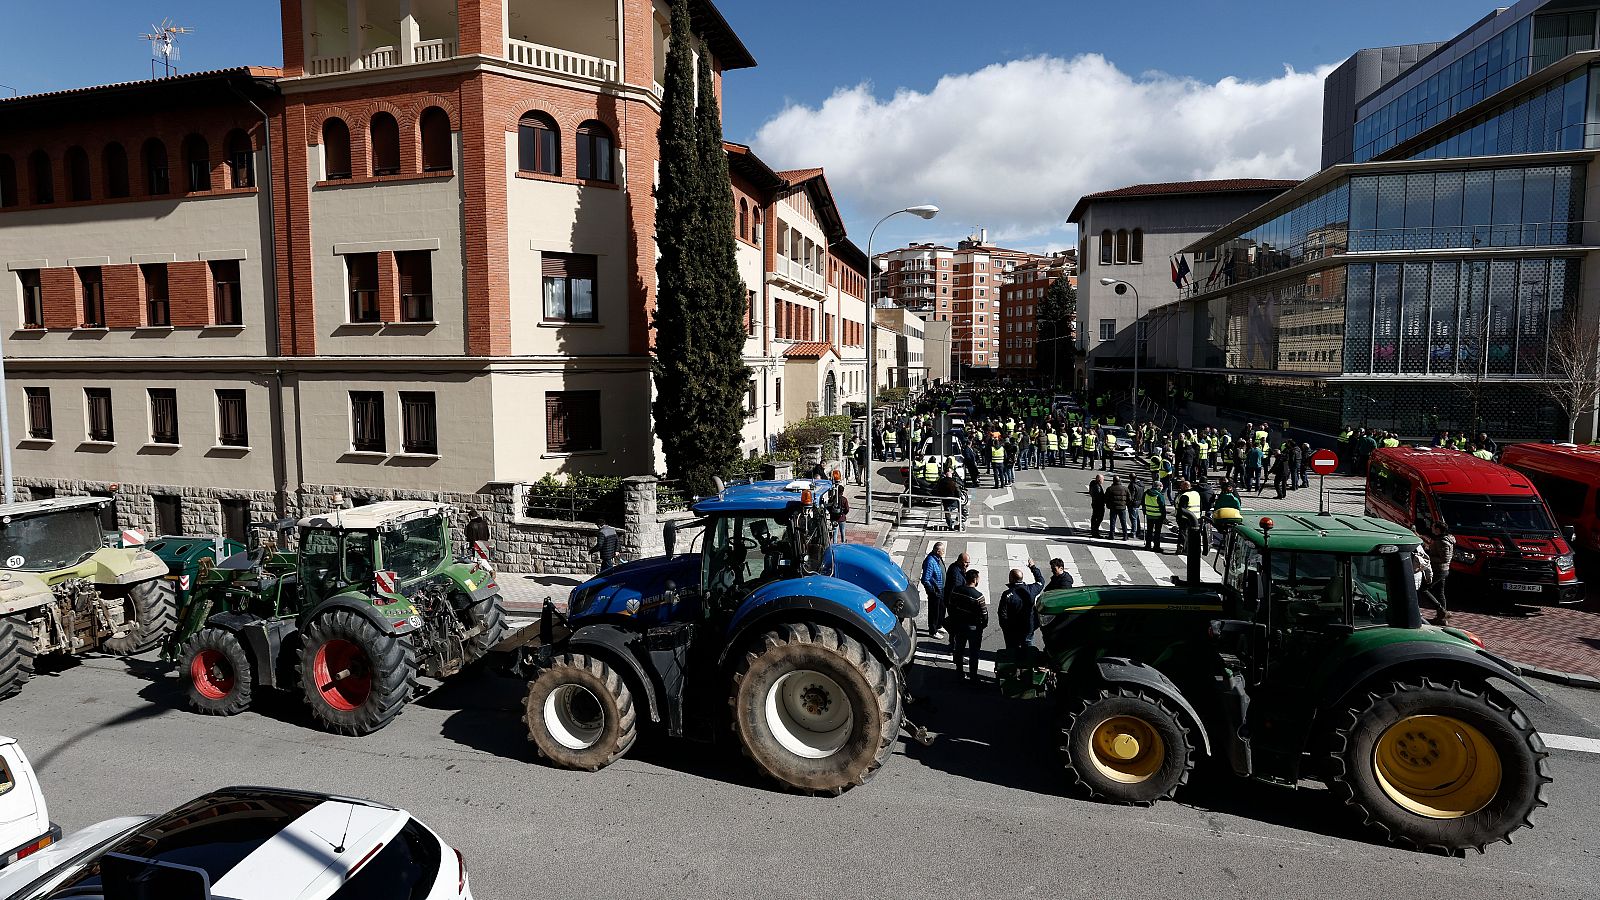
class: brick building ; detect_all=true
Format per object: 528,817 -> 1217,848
0,0 -> 760,538
998,250 -> 1076,375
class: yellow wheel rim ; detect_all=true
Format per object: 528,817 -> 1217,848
1373,714 -> 1502,819
1088,715 -> 1165,783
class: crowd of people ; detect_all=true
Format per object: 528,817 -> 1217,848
1339,426 -> 1500,474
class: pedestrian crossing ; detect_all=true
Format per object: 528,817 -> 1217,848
889,532 -> 1223,590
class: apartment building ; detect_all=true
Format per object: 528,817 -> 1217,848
872,305 -> 927,391
0,0 -> 756,534
998,250 -> 1076,375
875,231 -> 1035,378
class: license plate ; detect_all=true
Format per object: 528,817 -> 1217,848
1504,582 -> 1544,593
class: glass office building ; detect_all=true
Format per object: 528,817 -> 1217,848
1167,0 -> 1600,440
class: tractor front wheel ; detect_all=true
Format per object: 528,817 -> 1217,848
1059,686 -> 1194,805
731,624 -> 898,795
523,652 -> 637,771
0,614 -> 35,702
1330,678 -> 1550,854
181,627 -> 253,716
460,592 -> 506,665
298,610 -> 416,736
102,578 -> 178,656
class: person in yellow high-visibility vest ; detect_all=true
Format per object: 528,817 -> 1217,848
1045,430 -> 1059,467
1081,429 -> 1097,469
990,443 -> 1007,488
1102,431 -> 1118,471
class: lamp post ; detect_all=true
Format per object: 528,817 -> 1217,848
865,204 -> 939,533
1100,277 -> 1140,432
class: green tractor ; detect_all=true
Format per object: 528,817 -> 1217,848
177,500 -> 505,736
998,510 -> 1550,854
0,497 -> 176,701
145,533 -> 250,661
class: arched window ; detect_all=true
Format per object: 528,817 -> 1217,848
322,118 -> 352,180
1115,229 -> 1129,264
419,107 -> 452,173
65,147 -> 91,201
738,199 -> 748,240
369,112 -> 400,176
1130,228 -> 1144,264
225,129 -> 254,188
1099,230 -> 1113,265
28,151 -> 53,204
753,208 -> 763,246
102,143 -> 130,198
575,120 -> 613,182
183,134 -> 211,191
142,138 -> 169,195
0,155 -> 15,208
517,112 -> 559,175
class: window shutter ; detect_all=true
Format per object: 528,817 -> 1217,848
542,254 -> 569,279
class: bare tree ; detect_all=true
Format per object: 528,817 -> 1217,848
1537,318 -> 1600,442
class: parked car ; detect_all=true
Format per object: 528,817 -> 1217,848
1500,442 -> 1600,556
0,737 -> 58,870
1366,446 -> 1582,606
0,786 -> 471,899
1099,425 -> 1137,459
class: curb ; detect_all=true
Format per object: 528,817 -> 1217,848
1510,661 -> 1600,690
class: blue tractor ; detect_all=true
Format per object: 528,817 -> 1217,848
502,478 -> 919,794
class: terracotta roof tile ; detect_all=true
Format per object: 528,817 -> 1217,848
783,341 -> 835,359
775,167 -> 825,184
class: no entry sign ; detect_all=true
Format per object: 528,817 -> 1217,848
1310,449 -> 1339,475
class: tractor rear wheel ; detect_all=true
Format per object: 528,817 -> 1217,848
1058,686 -> 1194,805
102,578 -> 178,656
523,652 -> 637,771
181,627 -> 253,716
0,614 -> 35,702
1329,678 -> 1550,854
460,592 -> 506,665
730,623 -> 898,795
297,610 -> 416,736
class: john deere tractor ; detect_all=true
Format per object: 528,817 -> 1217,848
500,478 -> 919,795
998,510 -> 1550,854
177,501 -> 505,735
0,497 -> 176,701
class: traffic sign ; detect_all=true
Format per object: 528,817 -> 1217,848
1309,449 -> 1339,475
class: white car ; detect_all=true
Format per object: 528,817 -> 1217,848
0,786 -> 471,900
0,737 -> 59,870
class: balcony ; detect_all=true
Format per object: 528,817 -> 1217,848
773,257 -> 826,296
303,0 -> 456,77
505,38 -> 618,82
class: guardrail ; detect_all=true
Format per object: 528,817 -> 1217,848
505,38 -> 618,82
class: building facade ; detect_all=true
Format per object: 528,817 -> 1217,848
0,0 -> 759,535
1159,0 -> 1600,441
998,250 -> 1076,375
1068,180 -> 1296,391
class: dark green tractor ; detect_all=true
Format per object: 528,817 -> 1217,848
998,511 -> 1550,854
177,501 -> 505,736
146,533 -> 255,661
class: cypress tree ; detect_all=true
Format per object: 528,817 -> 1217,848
691,47 -> 752,489
651,0 -> 708,491
1036,276 -> 1077,388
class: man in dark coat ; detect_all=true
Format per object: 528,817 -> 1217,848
998,561 -> 1045,651
1088,474 -> 1107,538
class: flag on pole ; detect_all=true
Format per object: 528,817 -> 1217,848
1170,256 -> 1191,289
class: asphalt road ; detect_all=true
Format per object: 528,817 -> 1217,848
4,460 -> 1599,899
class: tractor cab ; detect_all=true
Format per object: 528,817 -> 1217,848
295,501 -> 452,606
690,481 -> 835,615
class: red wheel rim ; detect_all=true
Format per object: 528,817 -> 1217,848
190,648 -> 235,700
313,639 -> 372,711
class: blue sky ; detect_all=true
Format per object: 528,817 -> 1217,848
1,0 -> 1494,249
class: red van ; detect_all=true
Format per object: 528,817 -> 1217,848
1500,442 -> 1600,556
1365,446 -> 1582,606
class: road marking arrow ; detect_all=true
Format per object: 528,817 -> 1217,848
982,486 -> 1014,509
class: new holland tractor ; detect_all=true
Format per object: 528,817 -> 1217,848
500,478 -> 919,795
997,511 -> 1550,854
0,497 -> 176,701
177,501 -> 505,735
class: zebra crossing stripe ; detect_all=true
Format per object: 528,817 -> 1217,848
890,538 -> 910,553
965,541 -> 988,591
1046,544 -> 1081,585
1006,543 -> 1030,578
1087,544 -> 1131,586
1132,549 -> 1175,584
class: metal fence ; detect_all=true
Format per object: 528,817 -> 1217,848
523,481 -> 623,523
654,479 -> 692,514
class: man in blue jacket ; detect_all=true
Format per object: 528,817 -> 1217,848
920,542 -> 946,637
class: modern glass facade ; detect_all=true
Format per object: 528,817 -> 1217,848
1406,65 -> 1597,160
1187,163 -> 1585,293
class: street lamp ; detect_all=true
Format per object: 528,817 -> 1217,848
865,204 -> 939,533
1100,277 -> 1141,432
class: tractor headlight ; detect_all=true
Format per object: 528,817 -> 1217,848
1556,554 -> 1575,572
1456,547 -> 1477,563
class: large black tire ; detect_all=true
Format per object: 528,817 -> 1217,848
1328,677 -> 1550,854
730,623 -> 898,795
1058,686 -> 1194,805
523,652 -> 637,771
297,609 -> 417,736
0,614 -> 35,702
181,627 -> 254,716
101,578 -> 178,656
460,592 -> 506,665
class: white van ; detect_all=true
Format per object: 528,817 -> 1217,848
0,737 -> 58,869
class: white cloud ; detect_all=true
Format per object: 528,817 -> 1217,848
751,54 -> 1333,249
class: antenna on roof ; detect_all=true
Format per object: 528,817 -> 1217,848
140,18 -> 193,80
